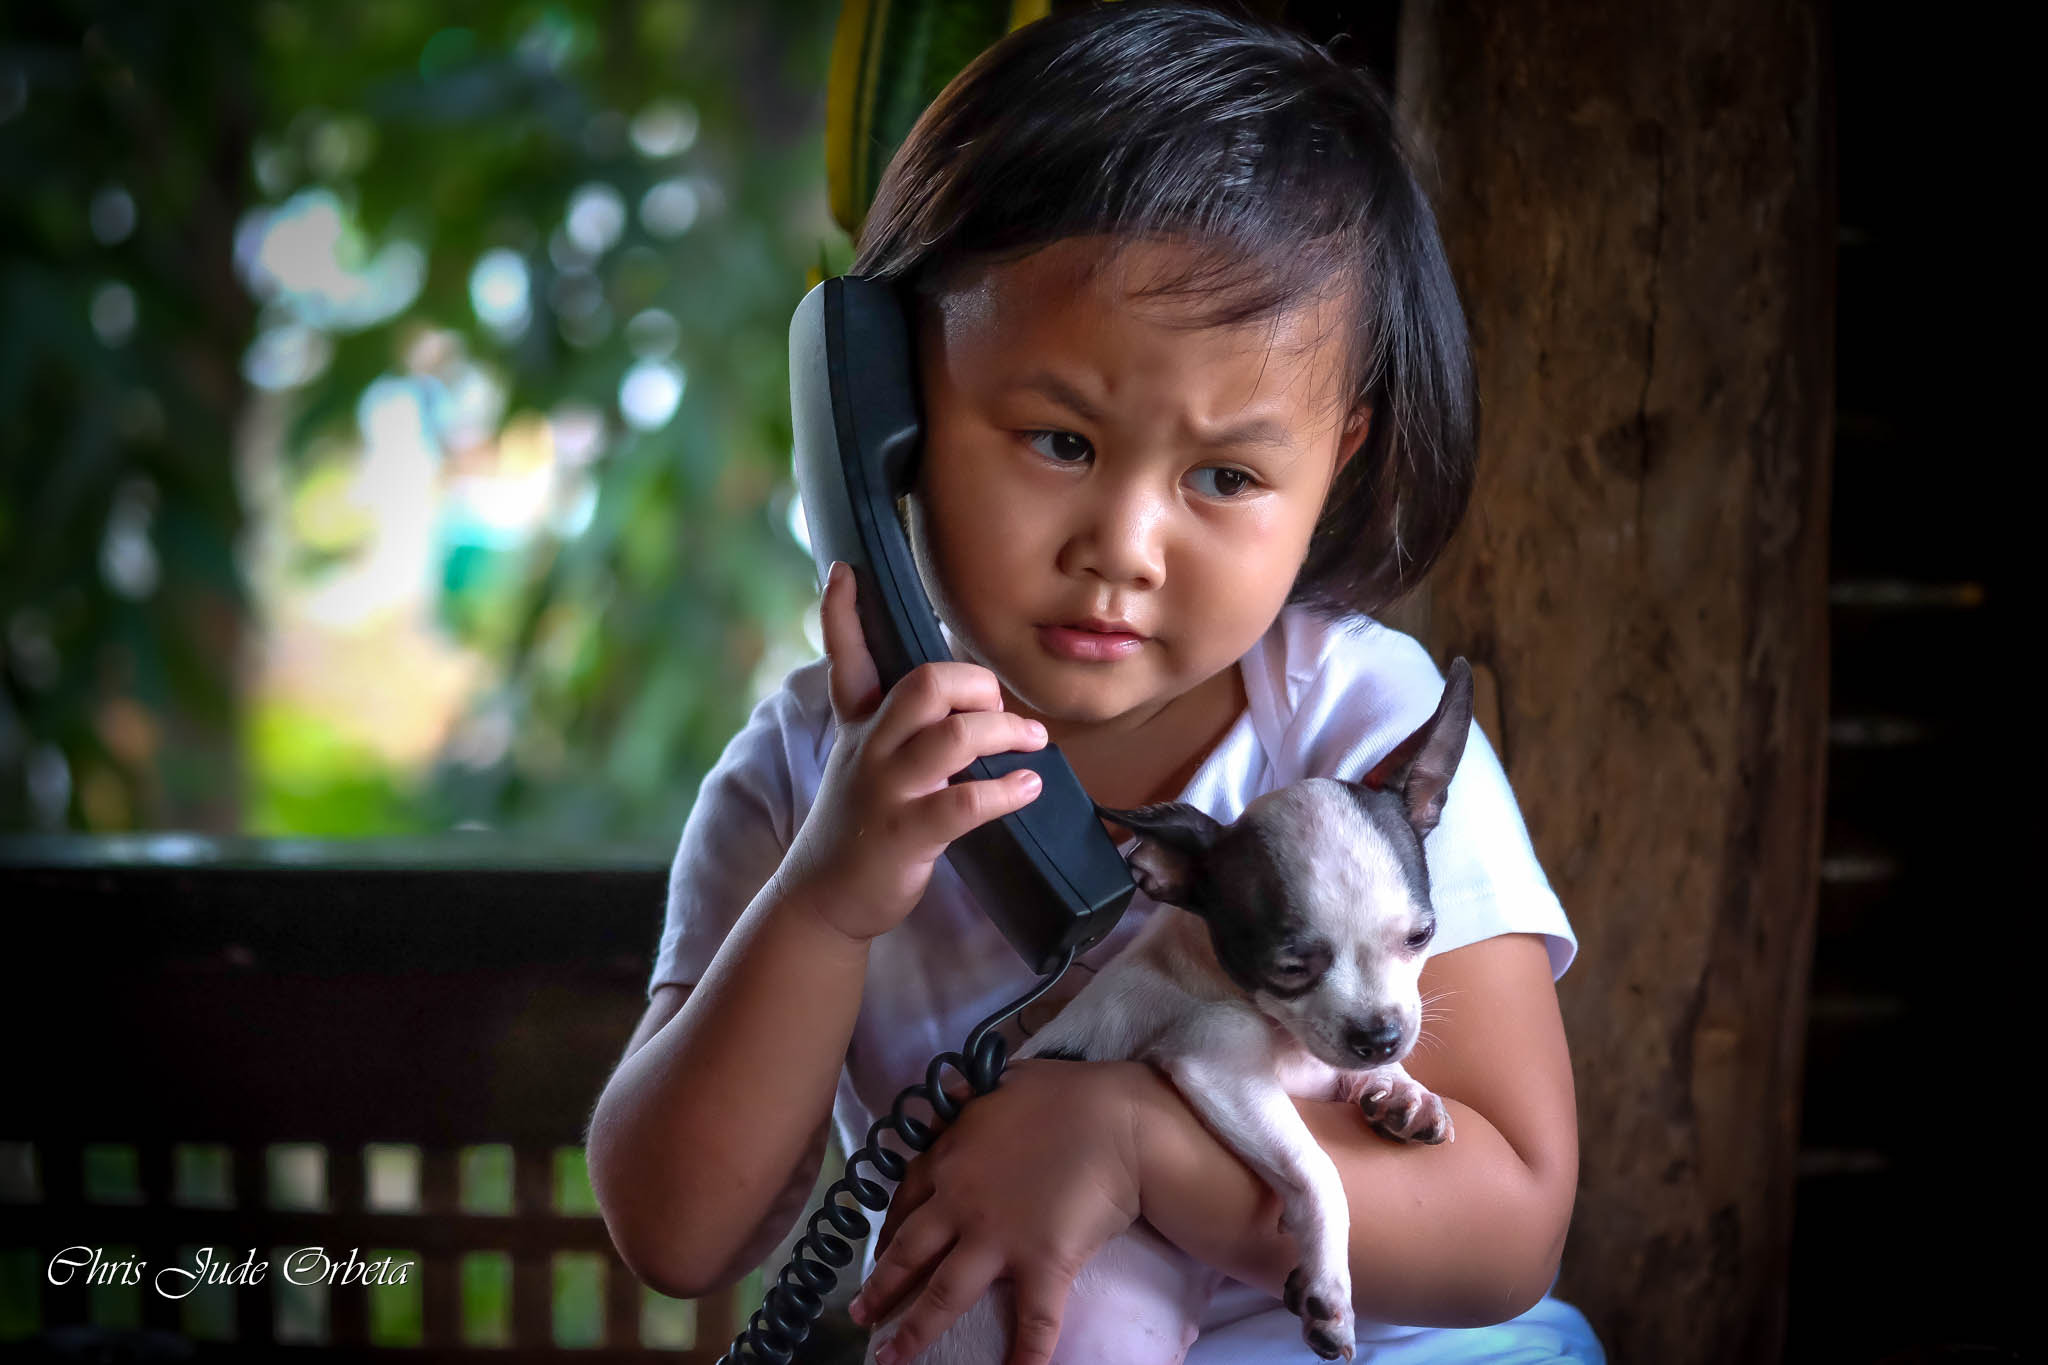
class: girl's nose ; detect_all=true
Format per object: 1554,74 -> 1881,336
1059,473 -> 1168,589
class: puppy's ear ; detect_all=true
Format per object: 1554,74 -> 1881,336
1354,657 -> 1475,839
1093,800 -> 1224,908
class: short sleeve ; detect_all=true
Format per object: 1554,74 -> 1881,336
647,667 -> 826,999
1295,620 -> 1579,979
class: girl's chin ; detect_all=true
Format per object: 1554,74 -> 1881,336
1002,673 -> 1150,729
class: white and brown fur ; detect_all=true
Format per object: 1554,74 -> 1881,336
867,659 -> 1475,1365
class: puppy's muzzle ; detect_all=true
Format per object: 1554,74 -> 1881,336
1344,1014 -> 1405,1065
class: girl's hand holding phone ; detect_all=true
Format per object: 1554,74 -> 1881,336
847,1057 -> 1148,1365
779,560 -> 1049,945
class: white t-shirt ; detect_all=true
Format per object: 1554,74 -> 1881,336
650,604 -> 1582,1357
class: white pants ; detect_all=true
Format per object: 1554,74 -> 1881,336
1190,1274 -> 1606,1364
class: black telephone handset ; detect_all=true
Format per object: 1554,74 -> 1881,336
726,277 -> 1133,1363
788,275 -> 1136,974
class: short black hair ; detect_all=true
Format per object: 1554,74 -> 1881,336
853,0 -> 1477,620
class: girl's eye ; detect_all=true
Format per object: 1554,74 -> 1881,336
1189,466 -> 1256,499
1024,430 -> 1091,464
1021,431 -> 1257,500
1405,923 -> 1436,951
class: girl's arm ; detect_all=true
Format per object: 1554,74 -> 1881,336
587,871 -> 873,1300
592,560 -> 1051,1301
1132,931 -> 1579,1325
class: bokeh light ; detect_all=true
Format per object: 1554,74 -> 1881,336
618,359 -> 685,431
469,249 -> 532,339
565,183 -> 626,257
89,282 -> 136,347
630,99 -> 700,158
639,178 -> 700,238
89,185 -> 136,245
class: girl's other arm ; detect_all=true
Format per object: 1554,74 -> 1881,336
1133,932 -> 1578,1326
602,983 -> 835,1297
587,872 -> 872,1300
590,562 -> 1049,1301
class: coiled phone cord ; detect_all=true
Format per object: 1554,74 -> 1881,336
718,945 -> 1079,1365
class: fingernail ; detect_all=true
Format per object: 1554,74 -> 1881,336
1020,771 -> 1041,792
874,1346 -> 898,1365
847,1298 -> 866,1324
1028,720 -> 1047,741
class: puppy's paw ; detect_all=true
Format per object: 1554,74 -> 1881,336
1284,1265 -> 1356,1360
1357,1071 -> 1455,1145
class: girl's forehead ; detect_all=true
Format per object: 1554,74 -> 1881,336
945,235 -> 1309,320
928,237 -> 1358,410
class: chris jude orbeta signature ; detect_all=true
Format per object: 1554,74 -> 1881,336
48,1246 -> 415,1296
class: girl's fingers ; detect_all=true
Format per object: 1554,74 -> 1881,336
908,765 -> 1044,850
1002,1262 -> 1077,1365
864,659 -> 1009,761
895,708 -> 1048,792
819,561 -> 882,726
869,1242 -> 1007,1365
850,1207 -> 956,1330
873,1156 -> 935,1260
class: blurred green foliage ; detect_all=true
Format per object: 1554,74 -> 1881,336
1,0 -> 846,844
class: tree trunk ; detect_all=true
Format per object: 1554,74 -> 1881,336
1394,2 -> 1834,1360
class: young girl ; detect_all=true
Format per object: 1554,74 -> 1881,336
589,4 -> 1604,1362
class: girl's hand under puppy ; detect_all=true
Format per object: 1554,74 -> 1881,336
781,560 -> 1048,944
847,1059 -> 1146,1365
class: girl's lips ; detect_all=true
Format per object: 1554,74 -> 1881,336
1037,624 -> 1145,661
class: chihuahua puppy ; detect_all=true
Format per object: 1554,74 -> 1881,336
865,659 -> 1474,1365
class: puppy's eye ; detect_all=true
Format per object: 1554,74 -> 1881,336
1265,941 -> 1331,993
1405,923 -> 1436,951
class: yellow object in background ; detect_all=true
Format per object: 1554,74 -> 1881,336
824,0 -> 1060,244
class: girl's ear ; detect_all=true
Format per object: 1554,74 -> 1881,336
1335,404 -> 1373,475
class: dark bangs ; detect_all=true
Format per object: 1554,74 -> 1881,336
853,0 -> 1478,620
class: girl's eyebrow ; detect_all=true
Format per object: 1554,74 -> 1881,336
1005,369 -> 1299,452
1005,370 -> 1106,423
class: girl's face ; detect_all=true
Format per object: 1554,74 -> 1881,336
906,235 -> 1369,737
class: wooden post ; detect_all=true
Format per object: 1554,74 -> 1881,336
1394,3 -> 1834,1360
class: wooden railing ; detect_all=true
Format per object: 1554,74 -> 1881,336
0,839 -> 741,1359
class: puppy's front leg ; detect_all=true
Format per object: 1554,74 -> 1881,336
1343,1062 -> 1454,1145
1160,1037 -> 1356,1361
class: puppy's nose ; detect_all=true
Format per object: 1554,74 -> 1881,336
1345,1016 -> 1403,1063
